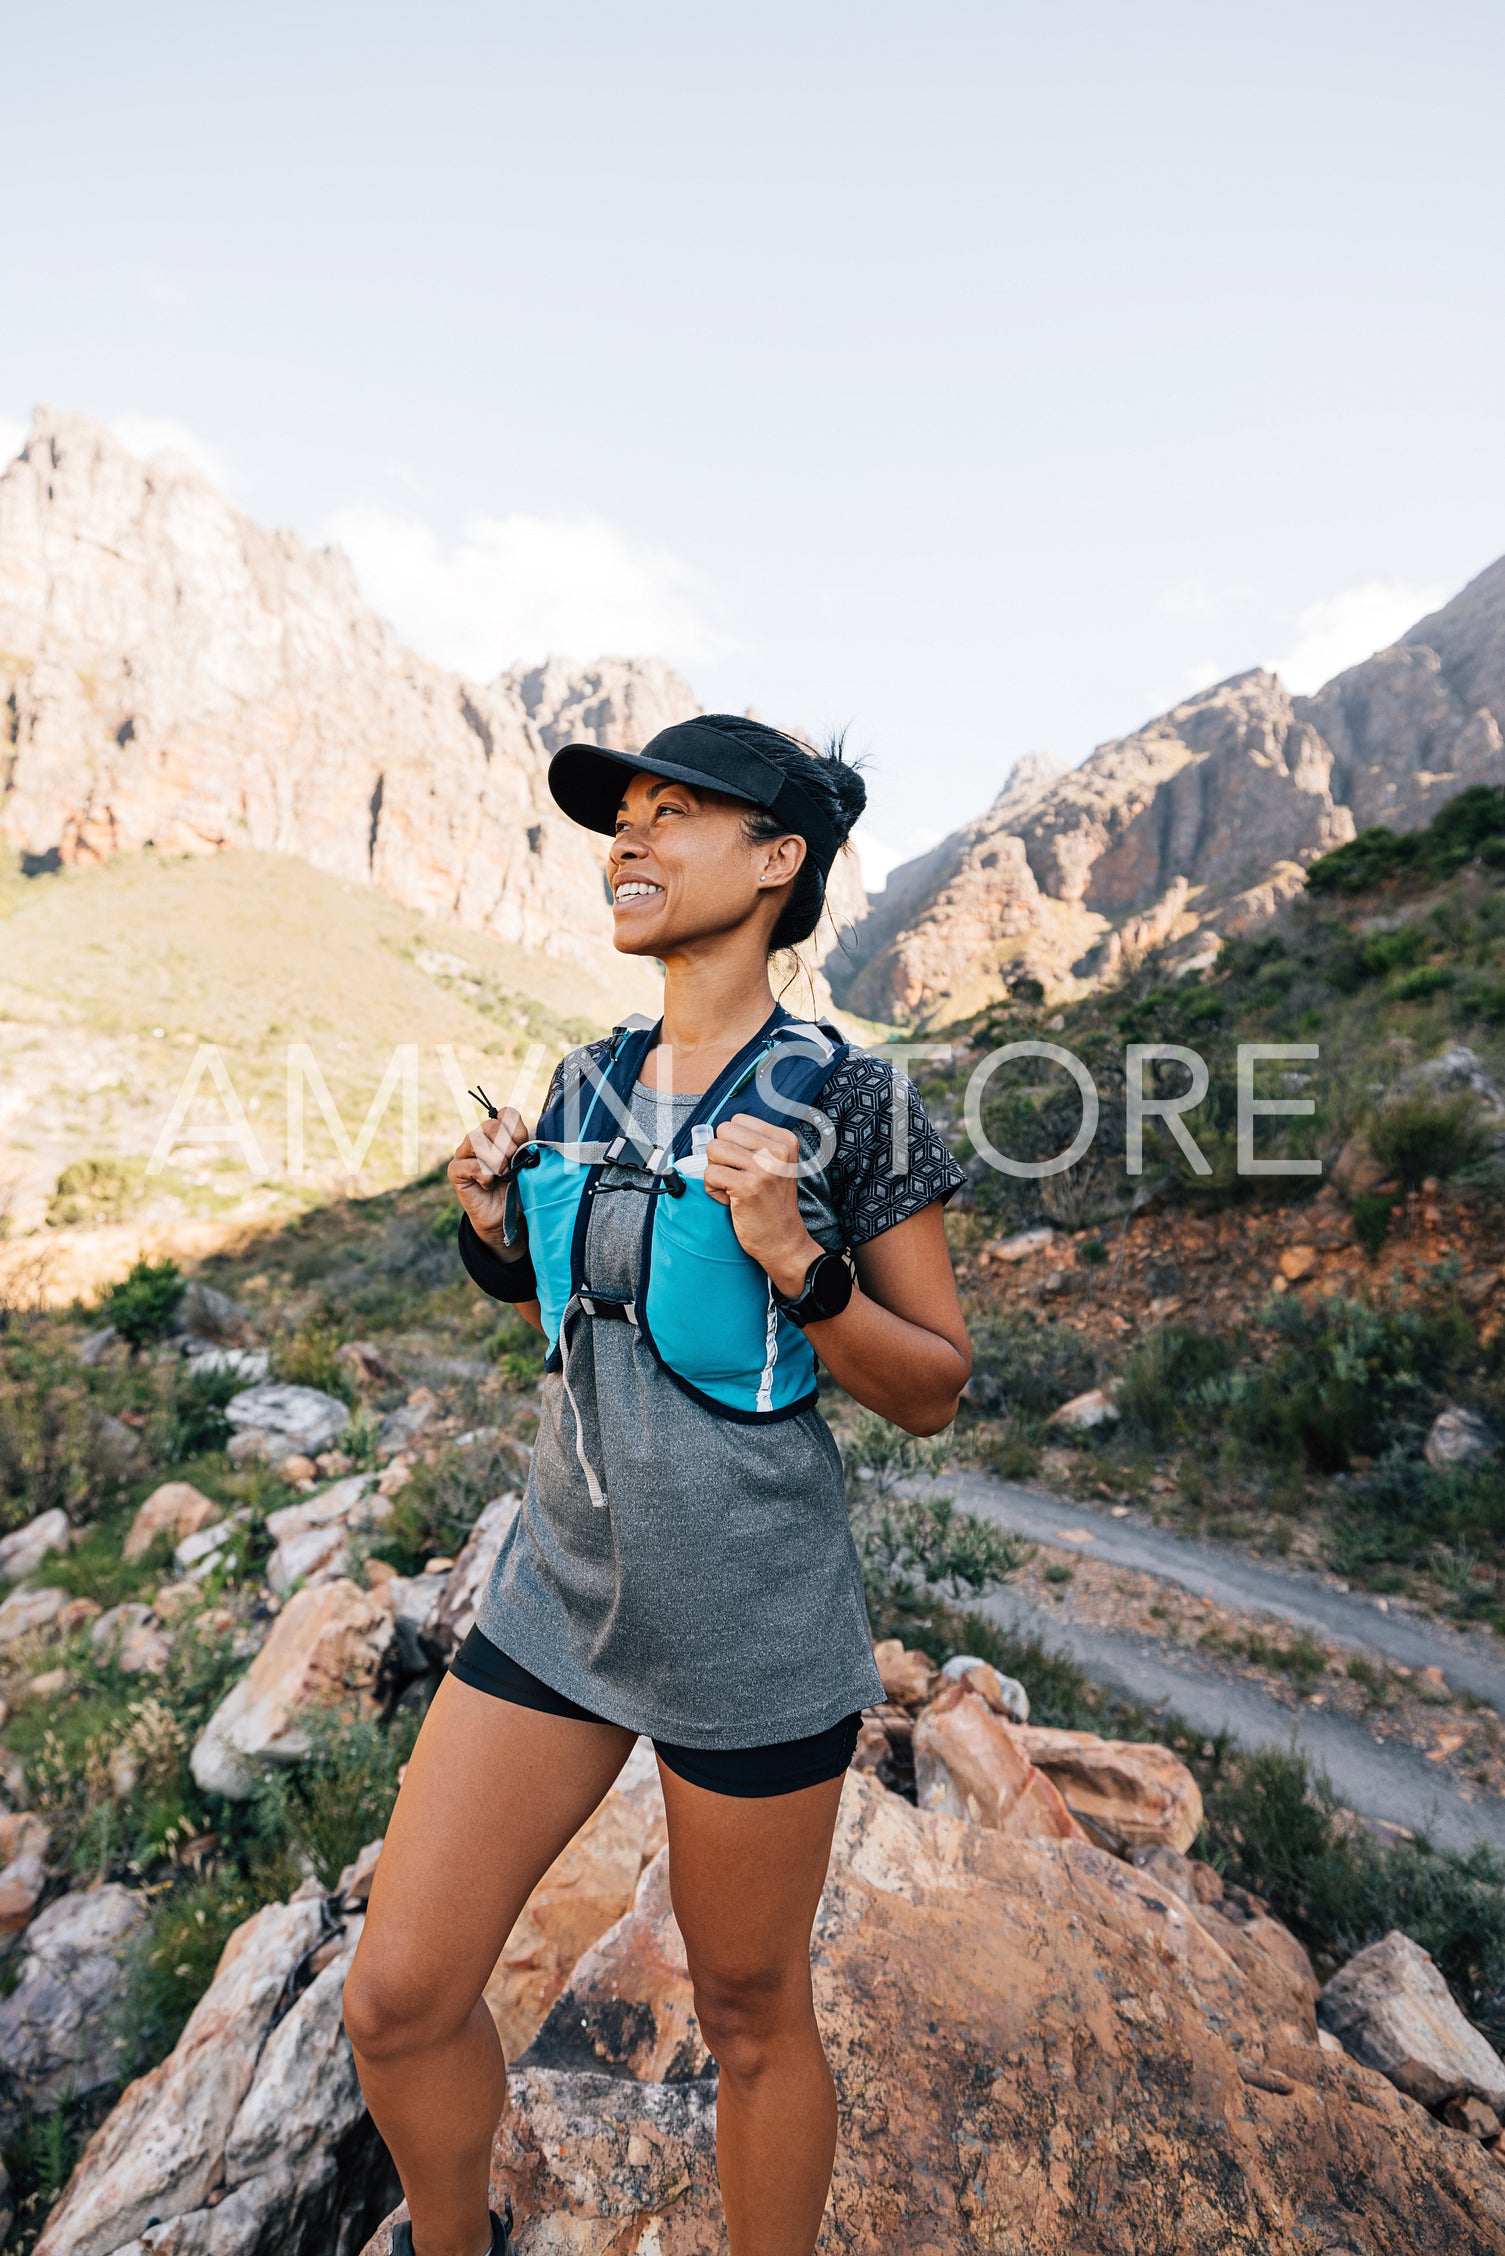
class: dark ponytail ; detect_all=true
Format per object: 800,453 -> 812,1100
691,714 -> 866,952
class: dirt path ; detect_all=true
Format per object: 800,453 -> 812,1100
950,1469 -> 1505,1708
942,1469 -> 1505,1855
977,1584 -> 1505,1856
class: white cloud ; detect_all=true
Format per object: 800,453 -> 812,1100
1266,579 -> 1446,694
0,417 -> 28,465
325,503 -> 735,681
109,415 -> 236,492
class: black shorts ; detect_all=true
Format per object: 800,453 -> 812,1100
449,1626 -> 861,1799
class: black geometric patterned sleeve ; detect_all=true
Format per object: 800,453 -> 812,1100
810,1052 -> 966,1249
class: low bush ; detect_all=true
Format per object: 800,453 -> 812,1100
270,1315 -> 357,1403
1205,1744 -> 1505,2034
372,1433 -> 517,1574
1117,1324 -> 1235,1444
1366,1093 -> 1489,1189
247,1705 -> 414,1890
966,1312 -> 1098,1420
100,1259 -> 185,1351
1306,786 -> 1505,894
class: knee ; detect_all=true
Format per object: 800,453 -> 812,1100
343,1948 -> 470,2066
691,1962 -> 804,2083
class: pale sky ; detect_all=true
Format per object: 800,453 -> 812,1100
4,0 -> 1504,875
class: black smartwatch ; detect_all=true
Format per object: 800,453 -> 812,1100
776,1249 -> 854,1328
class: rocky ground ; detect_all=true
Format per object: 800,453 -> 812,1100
3,1070 -> 1505,2246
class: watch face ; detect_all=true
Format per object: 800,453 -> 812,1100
810,1252 -> 852,1318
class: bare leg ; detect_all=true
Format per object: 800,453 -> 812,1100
659,1764 -> 845,2256
343,1675 -> 635,2256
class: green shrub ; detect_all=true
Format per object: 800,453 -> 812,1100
1205,1744 -> 1505,2034
1210,1289 -> 1466,1473
1349,1192 -> 1397,1260
1307,787 -> 1505,895
966,1312 -> 1098,1419
118,1871 -> 266,2069
1367,1094 -> 1488,1189
100,1259 -> 185,1350
248,1706 -> 415,1889
843,1413 -> 1022,1622
164,1363 -> 242,1459
371,1433 -> 517,1574
1117,1324 -> 1234,1444
270,1316 -> 356,1403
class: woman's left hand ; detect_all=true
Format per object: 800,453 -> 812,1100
703,1112 -> 822,1298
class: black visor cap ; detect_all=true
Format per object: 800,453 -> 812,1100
547,720 -> 844,867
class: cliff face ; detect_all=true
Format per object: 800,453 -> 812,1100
838,559 -> 1505,1024
0,411 -> 700,977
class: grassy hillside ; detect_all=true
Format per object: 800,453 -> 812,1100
0,846 -> 661,1266
919,787 -> 1505,1609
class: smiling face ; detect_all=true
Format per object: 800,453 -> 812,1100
607,770 -> 807,958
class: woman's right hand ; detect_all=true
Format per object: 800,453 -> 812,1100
448,1106 -> 532,1254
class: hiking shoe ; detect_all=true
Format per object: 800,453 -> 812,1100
390,2204 -> 514,2256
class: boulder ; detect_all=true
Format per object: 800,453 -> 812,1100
91,1415 -> 144,1480
335,1340 -> 402,1389
912,1684 -> 1087,1841
0,1885 -> 147,2131
367,2072 -> 718,2256
871,1638 -> 937,1708
179,1342 -> 269,1382
176,1281 -> 250,1341
485,1738 -> 667,2058
1011,1722 -> 1206,1854
1242,1913 -> 1322,2004
1046,1385 -> 1120,1430
1333,1134 -> 1391,1198
173,1513 -> 247,1576
0,1508 -> 71,1584
1278,1243 -> 1319,1282
0,1583 -> 67,1648
524,1844 -> 710,2085
431,1770 -> 1505,2252
74,1325 -> 119,1367
430,1495 -> 520,1652
981,1225 -> 1056,1263
0,1812 -> 51,1866
123,1485 -> 223,1563
33,1895 -> 326,2256
1320,1929 -> 1505,2110
190,1580 -> 392,1798
90,1602 -> 173,1676
223,1384 -> 350,1462
938,1652 -> 1030,1721
263,1477 -> 389,1596
375,1392 -> 437,1460
1426,1406 -> 1500,1471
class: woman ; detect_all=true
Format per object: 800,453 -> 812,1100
345,715 -> 972,2256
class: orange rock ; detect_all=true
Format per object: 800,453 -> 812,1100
871,1637 -> 938,1708
122,1481 -> 223,1562
415,1771 -> 1505,2254
1011,1720 -> 1205,1852
1279,1244 -> 1319,1282
913,1683 -> 1086,1840
484,1744 -> 667,2058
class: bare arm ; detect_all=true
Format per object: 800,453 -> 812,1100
704,1116 -> 972,1437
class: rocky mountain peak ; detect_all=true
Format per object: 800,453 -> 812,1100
0,411 -> 699,976
837,567 -> 1505,1025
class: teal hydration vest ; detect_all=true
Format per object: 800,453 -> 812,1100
506,1008 -> 850,1505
